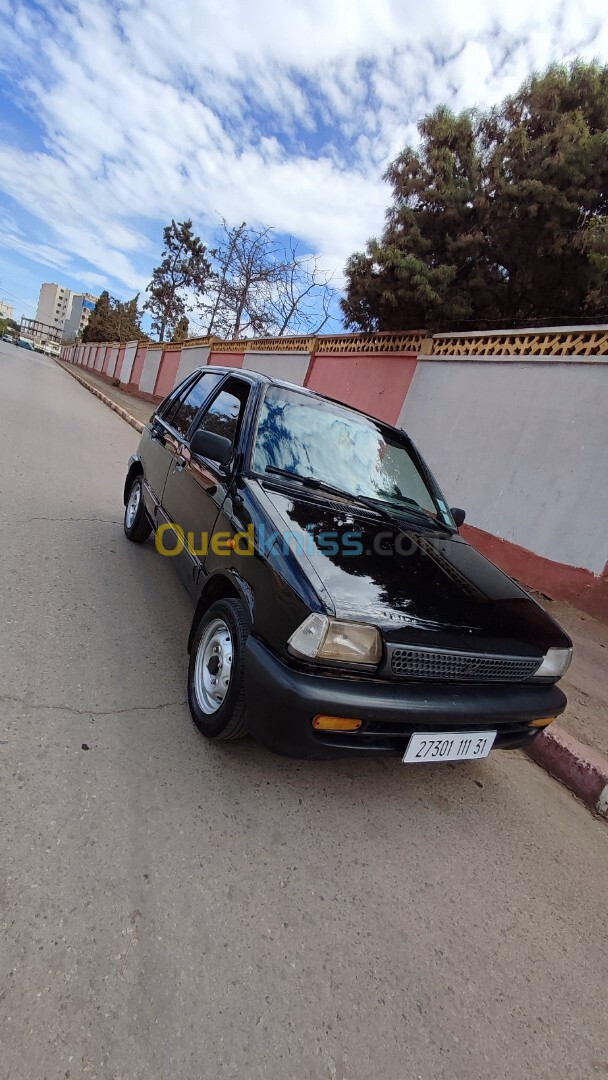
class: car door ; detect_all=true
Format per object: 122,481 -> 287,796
160,376 -> 252,595
139,372 -> 197,520
141,371 -> 224,523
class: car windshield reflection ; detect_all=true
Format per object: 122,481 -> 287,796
252,385 -> 449,523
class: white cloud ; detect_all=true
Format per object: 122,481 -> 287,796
0,216 -> 72,272
0,0 -> 607,310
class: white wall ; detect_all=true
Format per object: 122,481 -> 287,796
242,350 -> 310,385
139,347 -> 163,394
175,344 -> 210,382
399,360 -> 608,575
118,341 -> 138,383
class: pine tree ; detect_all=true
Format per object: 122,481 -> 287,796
144,220 -> 212,342
82,291 -> 147,342
82,291 -> 114,342
342,61 -> 608,330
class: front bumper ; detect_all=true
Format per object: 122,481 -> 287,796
243,637 -> 567,759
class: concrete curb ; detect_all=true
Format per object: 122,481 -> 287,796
527,724 -> 608,818
56,361 -> 144,434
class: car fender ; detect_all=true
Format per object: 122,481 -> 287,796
124,454 -> 144,503
187,568 -> 255,653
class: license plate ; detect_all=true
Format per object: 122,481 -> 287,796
403,730 -> 496,764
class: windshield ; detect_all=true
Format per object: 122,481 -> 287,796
252,386 -> 453,525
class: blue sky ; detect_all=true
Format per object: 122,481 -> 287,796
0,0 -> 607,331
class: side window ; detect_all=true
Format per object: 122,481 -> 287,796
157,372 -> 198,423
168,372 -> 224,438
194,379 -> 250,448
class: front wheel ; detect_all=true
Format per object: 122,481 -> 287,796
124,475 -> 152,543
188,598 -> 249,740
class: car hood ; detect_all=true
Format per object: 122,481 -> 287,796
255,482 -> 570,657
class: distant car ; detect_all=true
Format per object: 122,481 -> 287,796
17,340 -> 34,350
2,333 -> 16,343
122,366 -> 572,763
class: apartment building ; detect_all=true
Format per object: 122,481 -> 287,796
35,283 -> 98,341
62,293 -> 97,341
36,283 -> 72,330
0,299 -> 15,320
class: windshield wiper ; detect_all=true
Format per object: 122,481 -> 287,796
352,494 -> 454,533
263,467 -> 453,533
264,466 -> 353,499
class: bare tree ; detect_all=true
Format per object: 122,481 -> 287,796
266,239 -> 335,335
198,219 -> 337,338
203,220 -> 247,337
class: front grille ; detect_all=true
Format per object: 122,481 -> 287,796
389,646 -> 540,682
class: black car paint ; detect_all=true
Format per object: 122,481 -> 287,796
125,366 -> 571,759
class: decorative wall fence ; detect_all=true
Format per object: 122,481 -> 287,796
60,326 -> 608,618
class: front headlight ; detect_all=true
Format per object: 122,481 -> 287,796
532,647 -> 572,680
288,614 -> 382,665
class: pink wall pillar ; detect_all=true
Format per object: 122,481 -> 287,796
153,347 -> 182,399
208,350 -> 244,368
127,343 -> 148,391
115,346 -> 126,381
304,352 -> 419,425
101,345 -> 113,375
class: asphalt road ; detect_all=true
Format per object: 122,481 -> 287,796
1,341 -> 607,1080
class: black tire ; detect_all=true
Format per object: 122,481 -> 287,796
124,474 -> 152,543
188,598 -> 249,740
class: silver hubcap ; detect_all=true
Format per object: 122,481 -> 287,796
193,619 -> 233,714
126,482 -> 141,528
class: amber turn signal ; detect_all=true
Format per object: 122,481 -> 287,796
528,716 -> 557,728
313,715 -> 362,732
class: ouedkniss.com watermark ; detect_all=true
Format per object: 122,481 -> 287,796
155,522 -> 435,558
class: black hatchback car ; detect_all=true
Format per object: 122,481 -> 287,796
123,366 -> 571,762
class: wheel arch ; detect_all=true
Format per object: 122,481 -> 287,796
188,571 -> 254,653
123,456 -> 144,504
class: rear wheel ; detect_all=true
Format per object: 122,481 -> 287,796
124,475 -> 152,543
188,598 -> 248,740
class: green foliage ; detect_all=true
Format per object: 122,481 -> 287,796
342,61 -> 608,330
82,291 -> 113,342
144,220 -> 212,342
0,316 -> 19,337
82,291 -> 148,343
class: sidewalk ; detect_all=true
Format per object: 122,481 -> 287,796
56,358 -> 608,817
56,361 -> 153,428
543,597 -> 608,759
524,593 -> 608,816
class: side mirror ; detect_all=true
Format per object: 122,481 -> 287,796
450,507 -> 466,528
190,428 -> 233,466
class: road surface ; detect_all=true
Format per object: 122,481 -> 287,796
1,342 -> 607,1080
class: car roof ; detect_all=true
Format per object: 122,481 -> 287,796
201,364 -> 399,432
